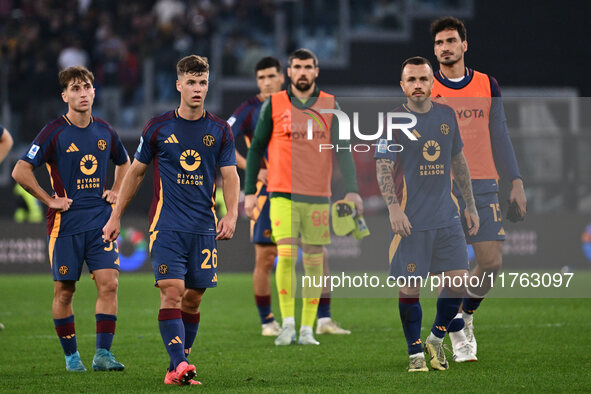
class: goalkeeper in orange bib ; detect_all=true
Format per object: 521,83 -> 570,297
244,49 -> 363,346
229,56 -> 352,337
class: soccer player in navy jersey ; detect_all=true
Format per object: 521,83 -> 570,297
12,66 -> 130,372
103,55 -> 239,386
429,17 -> 527,360
375,57 -> 479,372
228,56 -> 283,336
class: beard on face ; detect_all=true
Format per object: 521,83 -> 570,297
292,77 -> 313,92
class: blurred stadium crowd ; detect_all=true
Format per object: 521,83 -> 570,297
1,0 -> 588,214
0,0 -> 277,139
0,0 -> 460,139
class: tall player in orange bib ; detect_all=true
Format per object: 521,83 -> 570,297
244,49 -> 363,346
430,17 -> 527,361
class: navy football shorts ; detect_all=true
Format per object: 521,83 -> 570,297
149,230 -> 218,289
250,183 -> 274,245
456,192 -> 506,243
389,221 -> 469,278
49,228 -> 120,281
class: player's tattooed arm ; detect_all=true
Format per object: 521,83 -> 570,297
376,158 -> 412,236
451,152 -> 480,235
450,152 -> 475,212
376,159 -> 397,206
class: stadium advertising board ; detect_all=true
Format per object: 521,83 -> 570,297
1,214 -> 589,295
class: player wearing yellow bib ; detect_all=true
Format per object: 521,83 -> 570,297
244,49 -> 363,346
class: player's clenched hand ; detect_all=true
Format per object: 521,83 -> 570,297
48,195 -> 73,212
464,208 -> 480,236
344,192 -> 364,215
244,194 -> 257,220
510,179 -> 527,219
102,216 -> 121,242
257,169 -> 268,185
389,204 -> 412,237
102,189 -> 118,204
216,214 -> 237,240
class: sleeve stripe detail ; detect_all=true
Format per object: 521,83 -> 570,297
37,118 -> 68,145
142,111 -> 175,136
41,129 -> 65,163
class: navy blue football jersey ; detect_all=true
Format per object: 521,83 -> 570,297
135,109 -> 237,235
227,96 -> 269,168
227,96 -> 262,142
374,102 -> 463,231
21,115 -> 129,237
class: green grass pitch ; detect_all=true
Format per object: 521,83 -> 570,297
1,273 -> 590,392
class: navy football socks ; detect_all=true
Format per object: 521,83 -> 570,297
399,294 -> 423,355
447,314 -> 465,332
158,308 -> 186,370
182,311 -> 200,356
169,311 -> 200,372
255,295 -> 274,324
462,295 -> 484,315
54,315 -> 77,356
96,313 -> 117,350
317,297 -> 331,319
432,288 -> 463,338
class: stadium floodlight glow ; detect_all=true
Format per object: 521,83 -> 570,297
306,109 -> 418,142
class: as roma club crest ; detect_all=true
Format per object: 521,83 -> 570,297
202,134 -> 215,147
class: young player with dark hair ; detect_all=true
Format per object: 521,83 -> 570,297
228,56 -> 284,336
